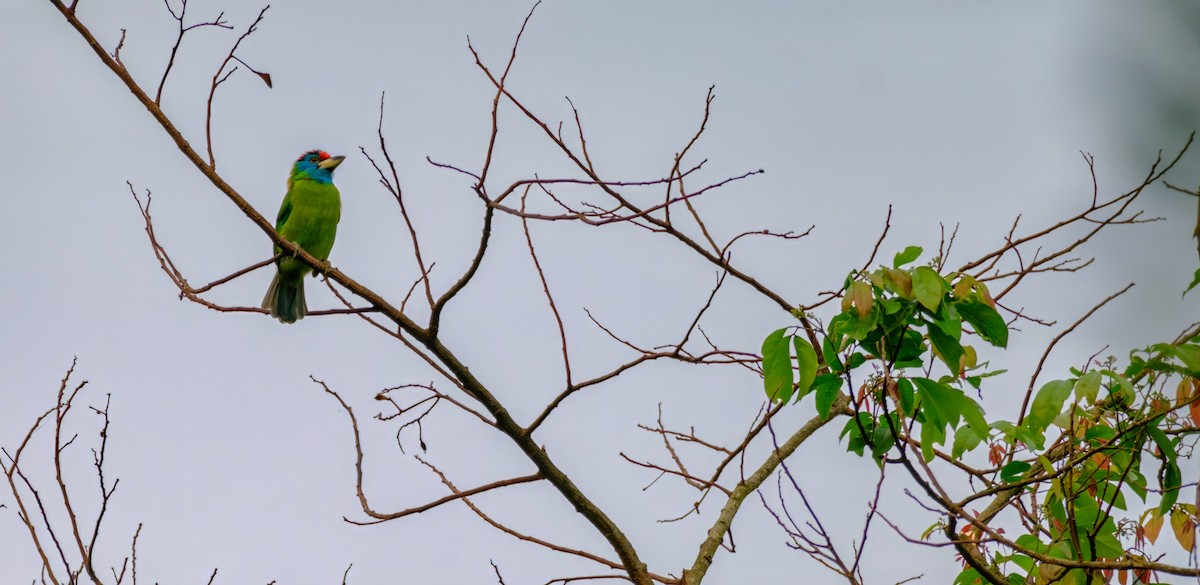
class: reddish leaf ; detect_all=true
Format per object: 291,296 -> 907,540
1151,396 -> 1170,413
988,443 -> 1005,467
1179,377 -> 1200,426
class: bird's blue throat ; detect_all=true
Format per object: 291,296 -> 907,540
291,165 -> 336,184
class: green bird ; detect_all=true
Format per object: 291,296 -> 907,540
262,149 -> 346,324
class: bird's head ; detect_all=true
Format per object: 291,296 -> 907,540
291,149 -> 345,184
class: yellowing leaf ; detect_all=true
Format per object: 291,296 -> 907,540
1171,507 -> 1196,552
1144,511 -> 1164,545
847,281 -> 874,319
885,268 -> 913,298
961,345 -> 977,370
975,281 -> 996,308
952,276 -> 973,299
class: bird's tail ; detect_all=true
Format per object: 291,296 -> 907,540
262,273 -> 307,324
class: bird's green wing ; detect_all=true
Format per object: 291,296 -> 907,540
275,189 -> 293,231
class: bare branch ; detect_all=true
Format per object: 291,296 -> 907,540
1015,283 -> 1134,426
203,6 -> 269,168
316,378 -> 541,525
156,0 -> 231,104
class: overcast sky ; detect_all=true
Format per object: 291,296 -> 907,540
3,1 -> 1199,583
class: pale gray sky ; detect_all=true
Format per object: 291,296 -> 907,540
3,1 -> 1199,583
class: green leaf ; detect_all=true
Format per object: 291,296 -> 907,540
893,245 -> 923,268
793,337 -> 819,399
813,374 -> 842,420
1016,424 -> 1045,451
920,417 -> 942,462
1186,266 -> 1200,297
1008,555 -> 1035,573
762,328 -> 794,403
1093,531 -> 1124,559
1160,462 -> 1181,514
928,322 -> 965,374
891,328 -> 927,367
959,394 -> 990,440
933,310 -> 963,339
1084,424 -> 1115,443
872,419 -> 896,461
1074,370 -> 1101,404
1147,424 -> 1176,465
1102,370 -> 1135,408
1037,455 -> 1055,476
1025,379 -> 1074,433
912,377 -> 986,439
957,301 -> 1008,348
1127,466 -> 1149,502
1071,492 -> 1101,526
952,425 -> 981,459
952,567 -> 981,585
840,412 -> 874,456
1000,461 -> 1031,483
848,311 -> 879,341
1147,424 -> 1182,514
912,377 -> 961,429
896,377 -> 915,417
822,335 -> 843,373
1171,344 -> 1200,374
1045,493 -> 1067,525
1108,488 -> 1127,511
1015,533 -> 1048,555
861,308 -> 914,362
912,266 -> 944,312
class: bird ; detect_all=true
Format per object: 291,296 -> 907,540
261,149 -> 346,323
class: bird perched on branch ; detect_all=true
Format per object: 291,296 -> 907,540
262,149 -> 345,323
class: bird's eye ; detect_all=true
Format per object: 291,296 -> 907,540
309,156 -> 318,162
